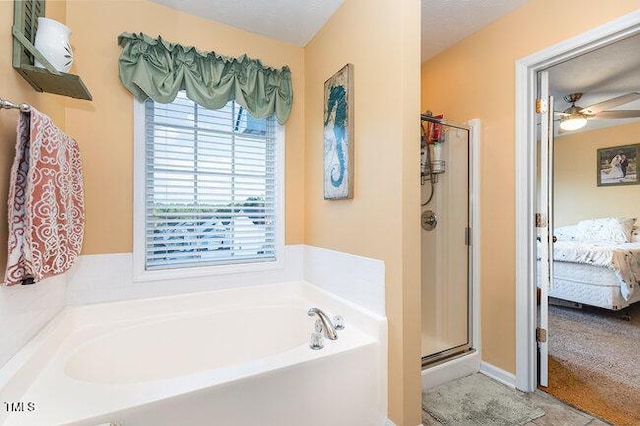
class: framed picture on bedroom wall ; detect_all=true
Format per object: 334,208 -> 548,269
597,143 -> 640,187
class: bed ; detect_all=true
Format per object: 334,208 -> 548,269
537,217 -> 640,311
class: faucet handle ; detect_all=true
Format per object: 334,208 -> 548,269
309,332 -> 324,350
314,318 -> 324,333
333,315 -> 345,330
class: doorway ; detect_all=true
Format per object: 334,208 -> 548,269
515,6 -> 640,421
534,33 -> 640,424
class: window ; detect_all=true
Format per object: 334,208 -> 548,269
134,92 -> 283,279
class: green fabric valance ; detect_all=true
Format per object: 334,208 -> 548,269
117,33 -> 293,124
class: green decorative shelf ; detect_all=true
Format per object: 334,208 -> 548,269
12,0 -> 92,101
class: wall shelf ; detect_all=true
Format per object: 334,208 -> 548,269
12,0 -> 92,101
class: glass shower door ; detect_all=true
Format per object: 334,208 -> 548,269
420,117 -> 471,364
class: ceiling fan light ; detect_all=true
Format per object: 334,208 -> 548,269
560,114 -> 587,131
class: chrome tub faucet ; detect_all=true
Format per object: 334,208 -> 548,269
307,308 -> 338,341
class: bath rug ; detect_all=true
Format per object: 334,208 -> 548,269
423,373 -> 545,426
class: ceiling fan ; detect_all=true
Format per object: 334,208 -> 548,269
556,92 -> 640,131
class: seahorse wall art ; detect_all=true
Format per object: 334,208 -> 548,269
323,64 -> 354,200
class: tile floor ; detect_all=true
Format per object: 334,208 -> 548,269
423,376 -> 611,426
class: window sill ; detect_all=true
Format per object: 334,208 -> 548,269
133,257 -> 285,283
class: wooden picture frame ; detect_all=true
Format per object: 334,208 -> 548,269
323,64 -> 354,200
597,143 -> 640,186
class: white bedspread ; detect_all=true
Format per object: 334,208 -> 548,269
551,241 -> 640,300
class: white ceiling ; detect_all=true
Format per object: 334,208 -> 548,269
421,0 -> 527,61
150,0 -> 528,58
149,0 -> 344,46
548,33 -> 640,135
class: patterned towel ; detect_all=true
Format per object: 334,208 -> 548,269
3,108 -> 85,286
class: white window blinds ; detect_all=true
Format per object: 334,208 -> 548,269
144,92 -> 277,270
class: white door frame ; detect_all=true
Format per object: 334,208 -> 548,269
514,10 -> 640,392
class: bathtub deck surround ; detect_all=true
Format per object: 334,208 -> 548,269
64,246 -> 305,305
0,275 -> 67,367
0,281 -> 387,426
1,241 -> 387,423
303,245 -> 386,316
64,245 -> 386,318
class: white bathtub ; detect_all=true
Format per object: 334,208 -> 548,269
0,281 -> 387,426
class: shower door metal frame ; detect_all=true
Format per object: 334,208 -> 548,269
420,116 -> 475,367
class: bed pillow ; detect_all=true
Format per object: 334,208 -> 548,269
575,217 -> 636,243
554,225 -> 580,241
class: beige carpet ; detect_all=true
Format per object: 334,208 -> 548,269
544,303 -> 640,426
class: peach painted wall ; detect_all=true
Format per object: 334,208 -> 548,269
555,121 -> 640,227
63,0 -> 305,254
304,0 -> 421,423
0,0 -> 69,369
0,0 -> 67,270
421,0 -> 640,374
2,0 -> 422,420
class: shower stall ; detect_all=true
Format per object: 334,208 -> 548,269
420,114 -> 476,370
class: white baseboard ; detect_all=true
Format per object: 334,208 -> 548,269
384,418 -> 423,426
422,351 -> 480,390
479,361 -> 516,388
